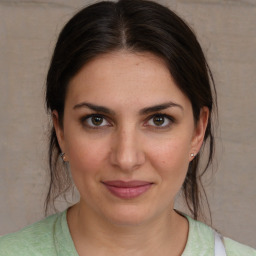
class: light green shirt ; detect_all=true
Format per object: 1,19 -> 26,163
0,210 -> 255,255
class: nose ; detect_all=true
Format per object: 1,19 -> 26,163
110,127 -> 146,172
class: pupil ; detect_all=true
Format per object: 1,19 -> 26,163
153,116 -> 164,126
92,116 -> 103,126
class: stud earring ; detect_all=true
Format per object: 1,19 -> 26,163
60,152 -> 67,162
190,153 -> 195,157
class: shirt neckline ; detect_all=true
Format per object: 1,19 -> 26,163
60,209 -> 198,256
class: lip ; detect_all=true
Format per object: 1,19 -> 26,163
102,180 -> 153,199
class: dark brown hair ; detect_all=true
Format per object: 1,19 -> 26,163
45,0 -> 217,220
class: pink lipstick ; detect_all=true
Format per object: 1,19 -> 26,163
102,180 -> 153,199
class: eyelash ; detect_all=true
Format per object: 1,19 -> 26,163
80,114 -> 111,129
80,113 -> 175,130
144,113 -> 175,129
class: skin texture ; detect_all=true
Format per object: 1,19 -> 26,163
53,51 -> 209,256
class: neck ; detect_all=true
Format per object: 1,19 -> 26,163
67,202 -> 188,256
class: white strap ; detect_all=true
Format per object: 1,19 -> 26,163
214,231 -> 227,256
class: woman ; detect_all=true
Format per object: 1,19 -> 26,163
0,0 -> 255,255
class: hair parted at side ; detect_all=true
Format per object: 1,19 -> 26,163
45,0 -> 217,220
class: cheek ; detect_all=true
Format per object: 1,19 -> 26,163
148,137 -> 191,186
65,135 -> 109,180
150,137 -> 190,167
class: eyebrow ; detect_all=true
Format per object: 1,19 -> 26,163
73,102 -> 115,115
139,102 -> 183,115
73,101 -> 183,115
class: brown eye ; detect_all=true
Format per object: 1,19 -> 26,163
83,115 -> 110,128
153,115 -> 165,126
146,114 -> 173,128
91,116 -> 104,126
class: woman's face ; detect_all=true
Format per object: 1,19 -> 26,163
54,51 -> 208,226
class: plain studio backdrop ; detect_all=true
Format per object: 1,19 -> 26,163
0,0 -> 255,248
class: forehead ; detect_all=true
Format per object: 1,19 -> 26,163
66,51 -> 191,111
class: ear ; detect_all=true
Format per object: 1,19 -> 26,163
52,110 -> 66,156
190,107 -> 209,159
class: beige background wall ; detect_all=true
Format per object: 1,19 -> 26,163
0,0 -> 255,248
